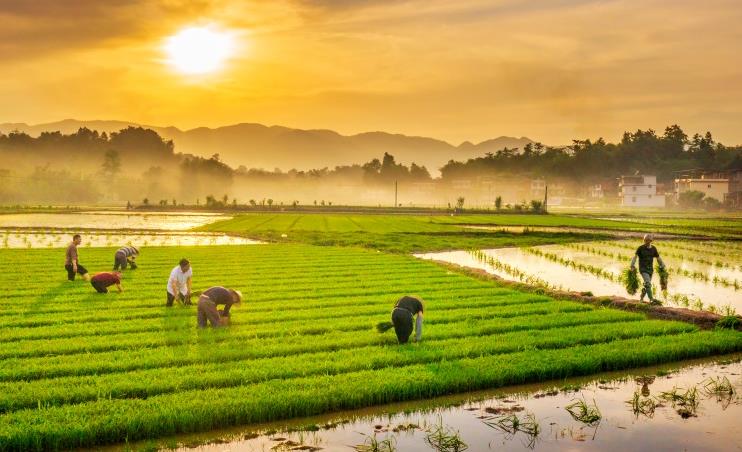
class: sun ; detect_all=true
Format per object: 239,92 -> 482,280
164,26 -> 236,75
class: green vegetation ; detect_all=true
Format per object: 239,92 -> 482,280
0,244 -> 739,450
200,213 -> 741,254
622,267 -> 640,296
200,213 -> 617,252
565,398 -> 602,425
424,418 -> 468,452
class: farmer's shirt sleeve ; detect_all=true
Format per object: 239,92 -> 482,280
655,249 -> 665,268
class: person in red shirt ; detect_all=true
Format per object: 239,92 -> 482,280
90,272 -> 123,294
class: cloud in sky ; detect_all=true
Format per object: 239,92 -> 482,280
1,0 -> 741,145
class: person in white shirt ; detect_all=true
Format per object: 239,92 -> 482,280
167,258 -> 193,306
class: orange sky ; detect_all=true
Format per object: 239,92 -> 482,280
1,0 -> 741,145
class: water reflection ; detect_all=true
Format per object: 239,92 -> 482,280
108,357 -> 740,452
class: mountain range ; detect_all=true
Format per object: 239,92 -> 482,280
0,119 -> 535,172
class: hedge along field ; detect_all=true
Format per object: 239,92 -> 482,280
0,245 -> 741,450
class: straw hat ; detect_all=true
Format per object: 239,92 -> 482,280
232,289 -> 243,303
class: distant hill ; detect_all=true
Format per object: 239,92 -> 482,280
0,119 -> 535,171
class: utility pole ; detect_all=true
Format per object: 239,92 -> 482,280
543,185 -> 548,214
394,180 -> 398,207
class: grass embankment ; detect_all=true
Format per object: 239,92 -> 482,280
0,245 -> 739,450
198,213 -> 739,252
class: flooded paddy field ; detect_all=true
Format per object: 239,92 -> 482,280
112,355 -> 741,452
0,229 -> 259,248
0,211 -> 227,230
0,211 -> 256,247
418,240 -> 742,312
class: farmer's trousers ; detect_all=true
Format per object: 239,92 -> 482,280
65,264 -> 88,281
391,307 -> 413,344
640,272 -> 654,300
197,297 -> 223,328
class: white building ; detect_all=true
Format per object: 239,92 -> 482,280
588,184 -> 604,199
674,177 -> 729,203
619,175 -> 665,207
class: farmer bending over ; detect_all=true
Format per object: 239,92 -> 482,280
197,286 -> 242,328
114,246 -> 139,270
391,295 -> 424,344
65,234 -> 90,282
167,258 -> 193,306
90,271 -> 123,294
630,234 -> 666,304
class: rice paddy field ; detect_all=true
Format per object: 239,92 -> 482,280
0,210 -> 741,451
421,238 -> 742,312
1,243 -> 740,451
200,213 -> 742,253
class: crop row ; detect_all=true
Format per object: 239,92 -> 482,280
468,250 -> 560,291
2,292 -> 550,333
2,331 -> 739,451
0,320 -> 695,413
0,310 -> 643,381
563,243 -> 741,290
593,240 -> 742,272
0,301 -> 591,358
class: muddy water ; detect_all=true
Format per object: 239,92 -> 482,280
0,231 -> 259,248
0,211 -> 226,230
109,356 -> 741,451
416,244 -> 741,312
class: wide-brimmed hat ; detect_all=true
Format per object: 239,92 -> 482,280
232,289 -> 243,303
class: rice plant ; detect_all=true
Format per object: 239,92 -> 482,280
565,398 -> 602,426
425,418 -> 468,452
658,386 -> 699,418
622,267 -> 640,296
701,376 -> 735,397
354,434 -> 396,452
626,391 -> 656,418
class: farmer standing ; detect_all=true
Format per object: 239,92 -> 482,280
90,271 -> 123,294
166,258 -> 193,306
65,234 -> 90,282
391,295 -> 424,344
113,246 -> 139,270
197,286 -> 242,328
630,234 -> 666,303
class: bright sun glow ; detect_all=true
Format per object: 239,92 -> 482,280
164,26 -> 235,75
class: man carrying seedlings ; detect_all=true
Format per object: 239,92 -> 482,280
113,246 -> 139,270
167,258 -> 193,306
64,234 -> 90,282
90,271 -> 123,294
391,295 -> 424,344
630,234 -> 666,304
197,286 -> 242,328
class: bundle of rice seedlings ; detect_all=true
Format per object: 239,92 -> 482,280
657,264 -> 669,292
622,267 -> 640,296
376,321 -> 394,333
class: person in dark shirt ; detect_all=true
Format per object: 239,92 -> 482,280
65,234 -> 90,282
391,295 -> 424,344
630,234 -> 666,303
113,246 -> 139,270
197,286 -> 243,328
90,272 -> 123,294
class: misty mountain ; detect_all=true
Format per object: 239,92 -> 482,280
0,119 -> 534,171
